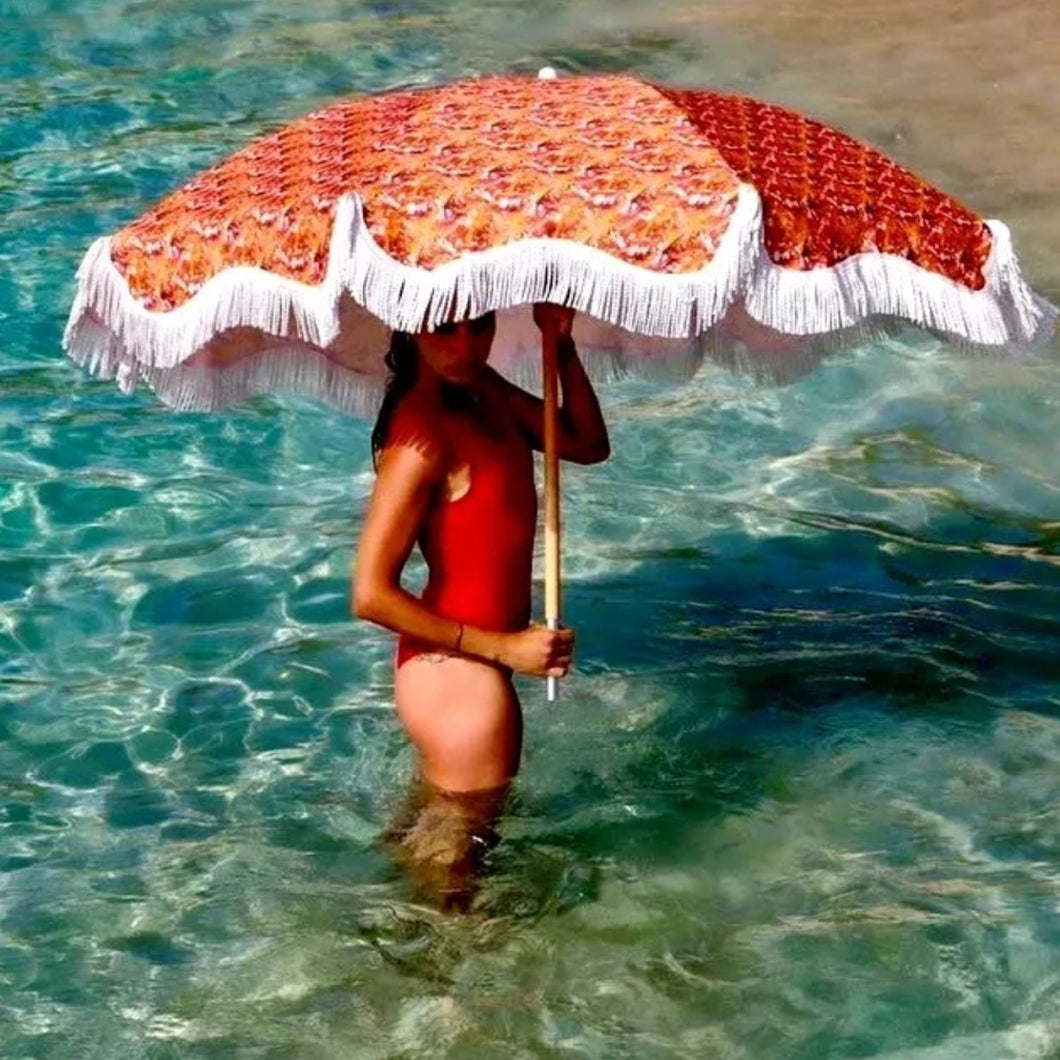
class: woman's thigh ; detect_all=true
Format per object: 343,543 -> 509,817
394,654 -> 522,792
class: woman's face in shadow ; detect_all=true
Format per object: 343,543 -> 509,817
415,311 -> 496,385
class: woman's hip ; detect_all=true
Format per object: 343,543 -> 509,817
394,652 -> 523,790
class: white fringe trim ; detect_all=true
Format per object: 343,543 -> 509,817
341,184 -> 760,339
63,185 -> 1057,411
743,218 -> 1056,347
63,185 -> 760,372
67,307 -> 703,413
67,311 -> 387,414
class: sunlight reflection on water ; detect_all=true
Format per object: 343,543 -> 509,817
2,1 -> 1059,1057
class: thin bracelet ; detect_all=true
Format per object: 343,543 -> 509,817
454,622 -> 465,652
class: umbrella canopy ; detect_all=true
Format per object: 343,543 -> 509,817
63,71 -> 1056,413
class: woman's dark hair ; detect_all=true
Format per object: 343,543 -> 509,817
371,331 -> 419,470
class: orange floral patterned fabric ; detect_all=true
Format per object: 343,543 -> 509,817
110,74 -> 993,313
111,76 -> 741,312
657,86 -> 992,290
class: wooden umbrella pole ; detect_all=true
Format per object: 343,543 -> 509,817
542,333 -> 561,703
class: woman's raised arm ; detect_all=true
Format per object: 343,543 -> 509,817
481,305 -> 610,464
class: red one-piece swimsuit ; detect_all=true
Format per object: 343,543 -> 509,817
386,394 -> 538,672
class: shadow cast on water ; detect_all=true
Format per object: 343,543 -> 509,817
499,504 -> 1060,877
571,505 -> 1060,707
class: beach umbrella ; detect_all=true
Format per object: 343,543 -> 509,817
63,70 -> 1057,700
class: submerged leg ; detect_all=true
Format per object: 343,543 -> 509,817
384,773 -> 511,912
387,654 -> 523,910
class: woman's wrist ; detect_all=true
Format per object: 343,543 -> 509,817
460,624 -> 508,666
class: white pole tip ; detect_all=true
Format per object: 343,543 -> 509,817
538,66 -> 558,80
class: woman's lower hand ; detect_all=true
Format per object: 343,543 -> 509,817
497,624 -> 574,677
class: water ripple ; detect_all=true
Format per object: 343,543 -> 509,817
2,0 -> 1059,1056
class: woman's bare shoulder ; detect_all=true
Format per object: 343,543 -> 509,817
382,391 -> 449,468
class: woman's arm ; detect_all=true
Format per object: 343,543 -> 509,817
351,439 -> 574,676
352,441 -> 496,657
481,305 -> 610,465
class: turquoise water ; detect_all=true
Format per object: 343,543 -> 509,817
4,2 -> 1060,1057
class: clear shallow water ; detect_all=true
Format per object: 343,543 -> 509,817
3,2 -> 1060,1057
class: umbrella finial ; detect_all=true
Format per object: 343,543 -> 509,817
538,66 -> 558,80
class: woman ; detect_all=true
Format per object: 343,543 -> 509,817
352,302 -> 609,904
